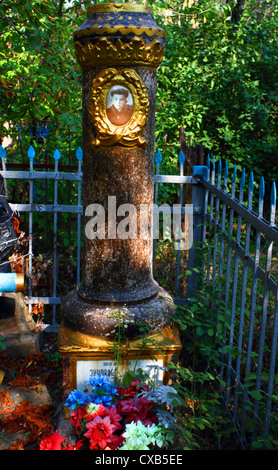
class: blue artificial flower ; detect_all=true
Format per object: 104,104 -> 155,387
91,392 -> 114,407
88,373 -> 118,396
88,373 -> 111,389
64,389 -> 91,411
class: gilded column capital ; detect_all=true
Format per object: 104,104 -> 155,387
73,3 -> 166,70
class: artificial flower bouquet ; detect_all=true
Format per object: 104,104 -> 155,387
39,369 -> 181,450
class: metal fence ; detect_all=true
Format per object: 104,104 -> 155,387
1,141 -> 278,447
0,143 -> 193,324
0,144 -> 83,326
192,155 -> 278,448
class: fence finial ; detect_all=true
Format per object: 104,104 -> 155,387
232,164 -> 237,182
155,149 -> 162,165
224,161 -> 228,179
76,147 -> 83,161
27,145 -> 35,161
271,181 -> 276,206
0,145 -> 6,160
240,168 -> 245,190
218,158 -> 222,174
207,153 -> 210,168
249,171 -> 254,191
259,176 -> 265,199
178,150 -> 185,165
54,149 -> 61,161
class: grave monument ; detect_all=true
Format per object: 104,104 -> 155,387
58,3 -> 182,396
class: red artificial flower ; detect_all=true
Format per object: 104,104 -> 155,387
106,406 -> 122,431
116,397 -> 158,426
39,431 -> 66,450
70,406 -> 88,434
117,379 -> 142,398
108,433 -> 125,450
84,415 -> 117,450
116,387 -> 126,397
86,403 -> 107,421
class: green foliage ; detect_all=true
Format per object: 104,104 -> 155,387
1,0 -> 278,185
0,0 -> 83,156
165,238 -> 240,449
152,0 -> 278,182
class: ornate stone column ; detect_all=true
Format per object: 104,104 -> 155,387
58,3 -> 181,391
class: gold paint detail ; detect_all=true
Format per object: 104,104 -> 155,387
74,36 -> 165,70
58,323 -> 182,356
74,24 -> 166,40
86,3 -> 153,15
89,68 -> 149,149
58,324 -> 181,391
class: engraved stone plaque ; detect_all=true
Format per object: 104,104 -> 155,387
76,358 -> 164,392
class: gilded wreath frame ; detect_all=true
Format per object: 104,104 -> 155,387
89,68 -> 149,149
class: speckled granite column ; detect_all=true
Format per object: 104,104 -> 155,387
59,3 -> 176,344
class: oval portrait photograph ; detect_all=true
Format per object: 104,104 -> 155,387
106,86 -> 133,127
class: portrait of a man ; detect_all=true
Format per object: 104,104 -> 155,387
106,86 -> 133,126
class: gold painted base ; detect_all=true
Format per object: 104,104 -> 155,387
58,323 -> 182,397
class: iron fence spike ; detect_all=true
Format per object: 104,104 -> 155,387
76,147 -> 83,161
0,145 -> 6,159
233,164 -> 237,182
155,149 -> 162,165
249,171 -> 254,191
271,181 -> 276,206
27,145 -> 35,161
53,149 -> 61,160
259,176 -> 265,199
178,150 -> 185,165
240,168 -> 245,189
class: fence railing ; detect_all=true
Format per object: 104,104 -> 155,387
0,144 -> 193,325
0,144 -> 83,326
192,155 -> 278,448
1,142 -> 278,447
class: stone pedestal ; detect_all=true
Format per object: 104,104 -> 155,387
58,3 -> 181,393
59,323 -> 181,399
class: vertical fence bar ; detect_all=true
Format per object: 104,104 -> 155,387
264,291 -> 278,440
264,182 -> 277,440
206,155 -> 215,286
212,159 -> 222,288
252,180 -> 276,441
27,145 -> 35,315
196,154 -> 210,289
187,178 -> 206,301
221,164 -> 237,382
201,154 -> 210,251
233,172 -> 254,420
218,161 -> 228,279
52,149 -> 61,325
76,147 -> 83,284
241,176 -> 265,438
226,169 -> 245,403
153,150 -> 162,273
175,150 -> 185,298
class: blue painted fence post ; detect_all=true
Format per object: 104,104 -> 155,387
187,165 -> 208,301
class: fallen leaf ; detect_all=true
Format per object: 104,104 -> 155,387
0,390 -> 15,414
6,438 -> 25,450
7,372 -> 41,391
0,400 -> 55,449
